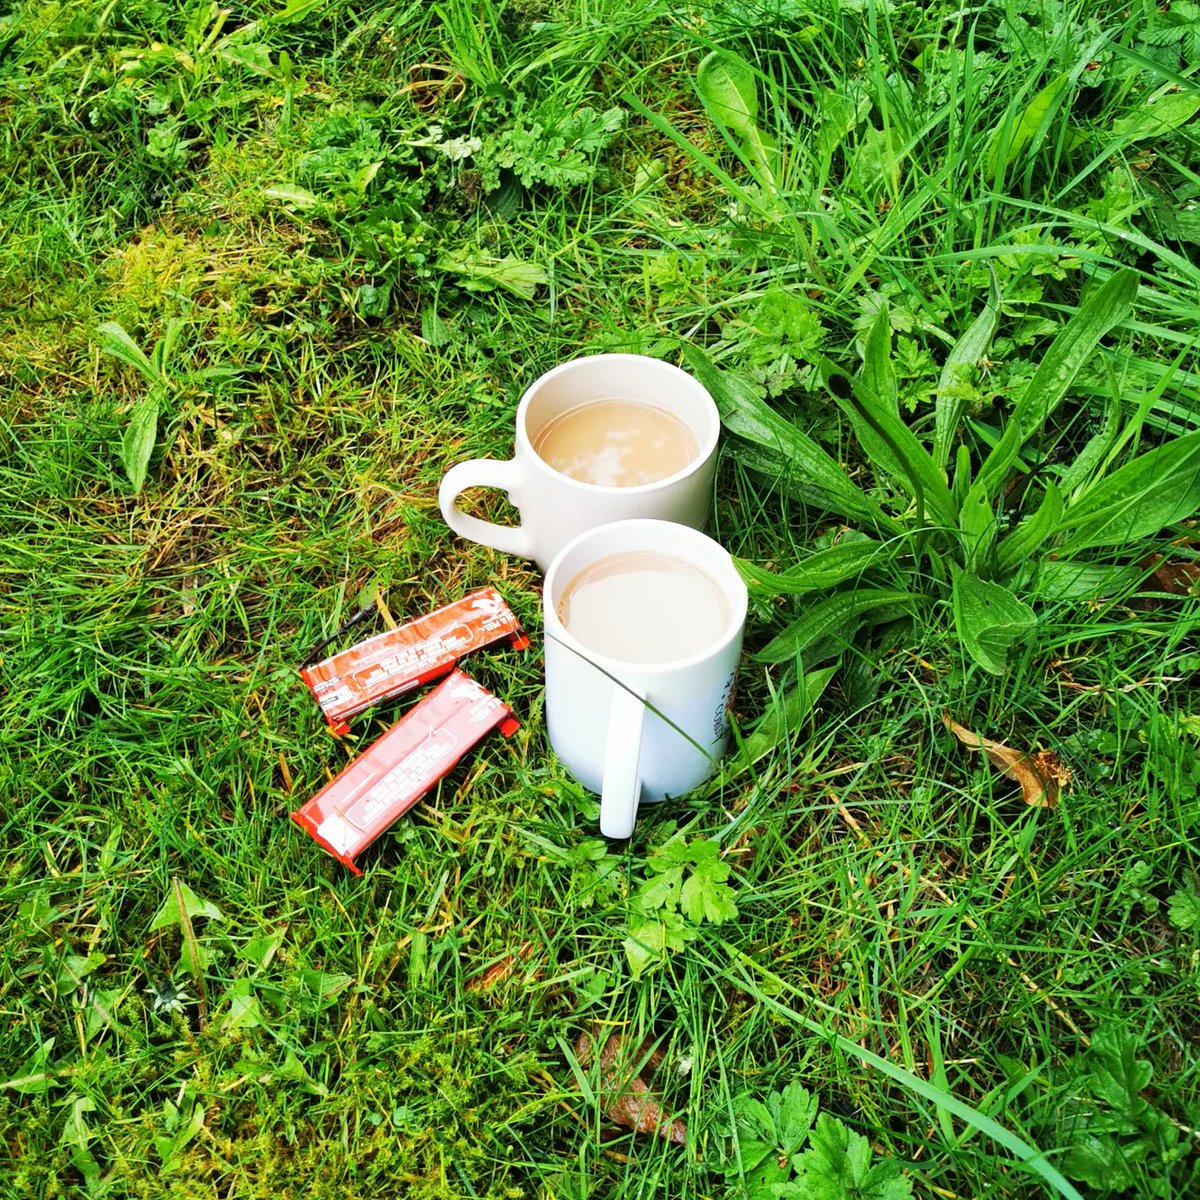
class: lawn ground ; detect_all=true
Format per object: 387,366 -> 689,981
2,1 -> 1200,1197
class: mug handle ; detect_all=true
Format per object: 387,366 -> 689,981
438,459 -> 533,559
600,687 -> 646,839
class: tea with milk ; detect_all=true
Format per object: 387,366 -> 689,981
532,398 -> 698,488
557,551 -> 729,665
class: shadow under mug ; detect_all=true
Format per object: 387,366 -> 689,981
438,354 -> 720,573
542,519 -> 748,840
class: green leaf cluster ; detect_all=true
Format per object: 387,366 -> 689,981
486,103 -> 625,189
720,288 -> 826,397
265,96 -> 623,310
1137,1 -> 1200,74
623,834 -> 738,978
97,318 -> 192,494
1057,1027 -> 1188,1194
727,1079 -> 913,1200
1167,888 -> 1200,932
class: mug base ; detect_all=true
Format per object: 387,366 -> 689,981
549,748 -> 710,807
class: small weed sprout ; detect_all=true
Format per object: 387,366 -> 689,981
145,977 -> 193,1016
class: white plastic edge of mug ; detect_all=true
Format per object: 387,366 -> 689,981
515,353 -> 720,496
542,518 -> 749,677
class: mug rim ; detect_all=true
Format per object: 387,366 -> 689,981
543,518 -> 748,676
515,353 -> 720,495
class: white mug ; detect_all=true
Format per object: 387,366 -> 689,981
438,354 -> 720,573
543,519 -> 748,839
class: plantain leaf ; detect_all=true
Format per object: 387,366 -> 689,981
995,482 -> 1063,575
820,357 -> 957,527
951,443 -> 973,511
1055,430 -> 1200,552
1110,90 -> 1200,144
436,249 -> 548,299
862,304 -> 899,417
722,440 -> 901,534
968,416 -> 1023,507
952,569 -> 1036,675
753,588 -> 913,664
120,396 -> 160,494
695,50 -> 759,142
851,307 -> 907,481
986,73 -> 1071,182
97,321 -> 159,386
684,346 -> 893,528
156,316 -> 187,375
735,538 -> 888,597
935,269 -> 1002,469
1012,270 -> 1138,441
694,49 -> 779,184
1037,560 -> 1140,602
958,489 -> 997,574
958,412 -> 1024,567
264,182 -> 319,209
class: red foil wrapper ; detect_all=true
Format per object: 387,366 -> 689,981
301,587 -> 528,733
291,669 -> 519,873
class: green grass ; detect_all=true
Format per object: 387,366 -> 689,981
2,0 -> 1199,1196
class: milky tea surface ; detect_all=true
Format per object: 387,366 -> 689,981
557,551 -> 730,665
532,399 -> 698,487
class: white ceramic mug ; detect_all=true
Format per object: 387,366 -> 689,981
438,354 -> 720,573
543,519 -> 748,839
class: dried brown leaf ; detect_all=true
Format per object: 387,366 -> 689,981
467,942 -> 536,992
1140,553 -> 1200,598
943,713 -> 1066,808
573,1026 -> 686,1146
468,955 -> 517,991
608,1083 -> 688,1146
1032,749 -> 1073,793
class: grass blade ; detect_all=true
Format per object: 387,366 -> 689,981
725,665 -> 838,774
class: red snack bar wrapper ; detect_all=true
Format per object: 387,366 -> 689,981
291,669 -> 519,873
301,587 -> 528,733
